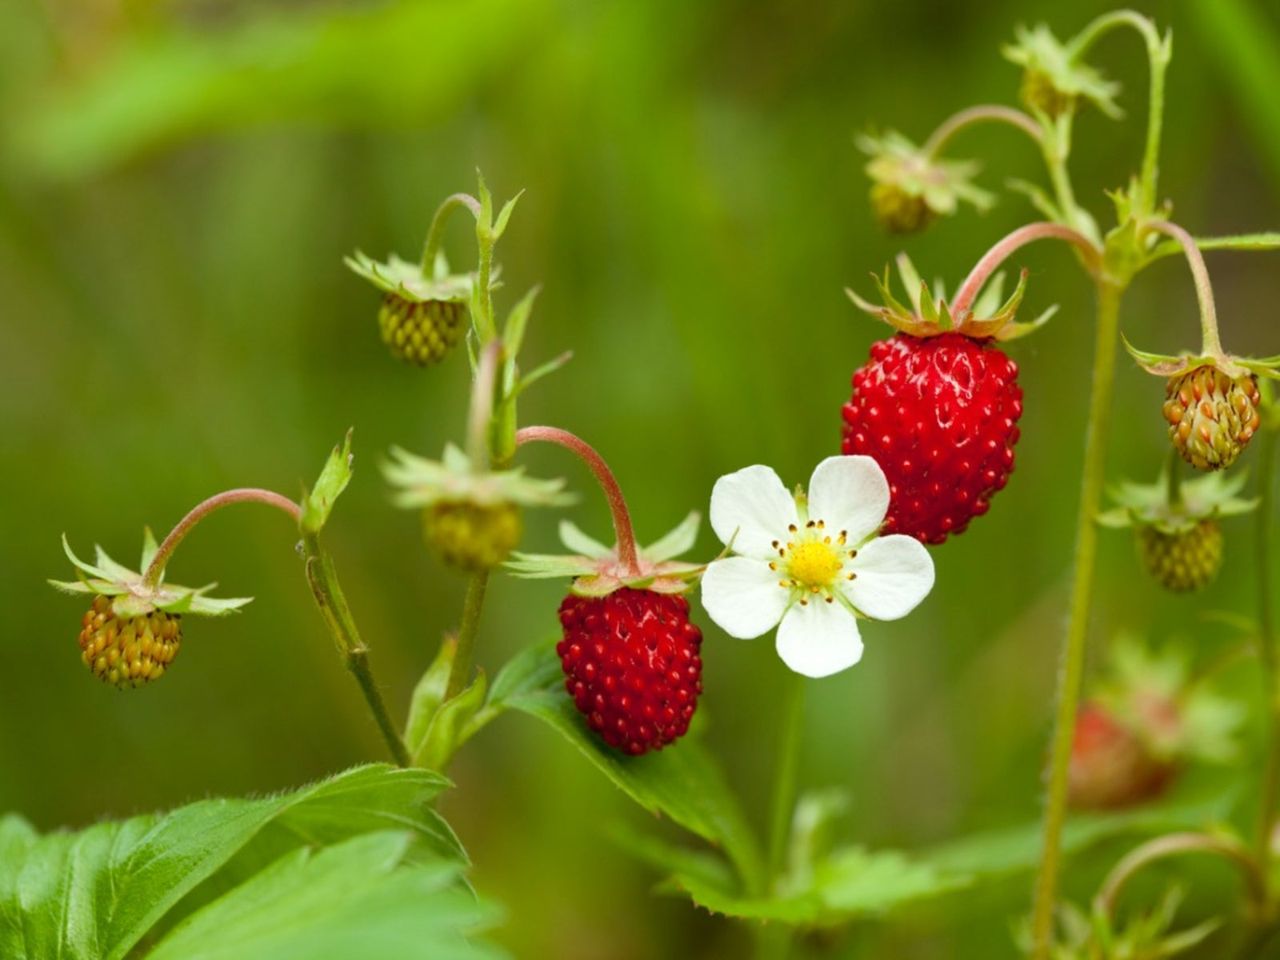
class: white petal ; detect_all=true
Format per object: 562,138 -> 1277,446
775,599 -> 864,678
700,557 -> 789,639
843,534 -> 935,621
805,456 -> 889,544
710,465 -> 798,558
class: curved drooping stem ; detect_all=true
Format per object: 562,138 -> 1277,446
922,104 -> 1043,157
144,488 -> 301,586
515,426 -> 640,575
1068,10 -> 1169,213
950,222 -> 1103,318
1145,220 -> 1224,357
146,487 -> 408,765
1031,280 -> 1125,958
1093,832 -> 1266,923
419,192 -> 482,274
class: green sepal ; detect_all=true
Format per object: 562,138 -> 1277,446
343,251 -> 472,304
301,430 -> 354,535
1002,23 -> 1122,118
506,512 -> 705,596
53,535 -> 252,618
1099,468 -> 1256,534
858,130 -> 994,218
383,444 -> 574,510
1122,336 -> 1280,381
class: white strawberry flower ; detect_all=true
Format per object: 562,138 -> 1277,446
700,456 -> 935,678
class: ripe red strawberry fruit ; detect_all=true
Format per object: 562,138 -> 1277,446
557,588 -> 703,755
1067,701 -> 1175,811
841,332 -> 1022,544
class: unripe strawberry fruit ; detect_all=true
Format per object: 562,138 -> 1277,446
869,182 -> 934,235
841,333 -> 1022,545
379,295 -> 467,366
1019,69 -> 1075,118
557,588 -> 703,755
1136,520 -> 1223,593
1163,366 -> 1261,471
1068,701 -> 1175,811
78,595 -> 180,689
424,500 -> 522,572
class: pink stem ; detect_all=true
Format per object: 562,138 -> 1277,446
950,222 -> 1103,318
515,426 -> 640,574
145,488 -> 301,585
1145,219 -> 1224,357
923,104 -> 1043,157
468,339 -> 503,465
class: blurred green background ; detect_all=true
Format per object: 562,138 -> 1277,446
4,0 -> 1280,956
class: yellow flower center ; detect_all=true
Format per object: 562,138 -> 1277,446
787,540 -> 843,588
768,520 -> 857,603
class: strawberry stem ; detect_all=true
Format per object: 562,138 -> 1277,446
1093,832 -> 1265,923
419,192 -> 482,274
468,340 -> 504,467
1145,219 -> 1225,357
1067,11 -> 1168,215
1030,279 -> 1125,957
1253,414 -> 1279,883
515,426 -> 641,575
950,222 -> 1102,319
144,488 -> 301,586
922,104 -> 1043,157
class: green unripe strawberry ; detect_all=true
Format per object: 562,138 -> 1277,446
869,182 -> 934,235
1136,520 -> 1223,593
79,595 -> 180,688
378,295 -> 467,367
424,500 -> 522,572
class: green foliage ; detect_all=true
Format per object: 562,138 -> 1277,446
486,642 -> 765,892
0,766 -> 493,960
301,430 -> 354,535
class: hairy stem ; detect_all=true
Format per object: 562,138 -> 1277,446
515,426 -> 640,574
302,533 -> 410,766
922,104 -> 1043,156
420,193 -> 482,274
1031,280 -> 1125,958
445,572 -> 490,701
767,670 -> 805,886
1255,423 -> 1280,875
950,222 -> 1103,318
144,488 -> 301,586
1145,220 -> 1223,356
1068,10 -> 1168,212
1094,832 -> 1266,922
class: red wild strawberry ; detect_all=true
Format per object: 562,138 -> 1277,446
557,588 -> 703,755
842,332 -> 1022,545
1068,701 -> 1175,811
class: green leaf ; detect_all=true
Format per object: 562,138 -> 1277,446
146,833 -> 500,960
1148,233 -> 1280,263
500,285 -> 539,359
301,431 -> 353,534
0,765 -> 463,960
404,639 -> 457,761
413,674 -> 489,771
490,642 -> 764,892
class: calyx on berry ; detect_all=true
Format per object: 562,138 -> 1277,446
1002,23 -> 1121,120
1098,468 -> 1255,535
383,444 -> 572,571
344,250 -> 474,366
847,252 -> 1056,342
51,531 -> 252,619
507,513 -> 703,597
857,131 -> 993,235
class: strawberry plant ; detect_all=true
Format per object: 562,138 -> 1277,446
9,7 -> 1280,960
